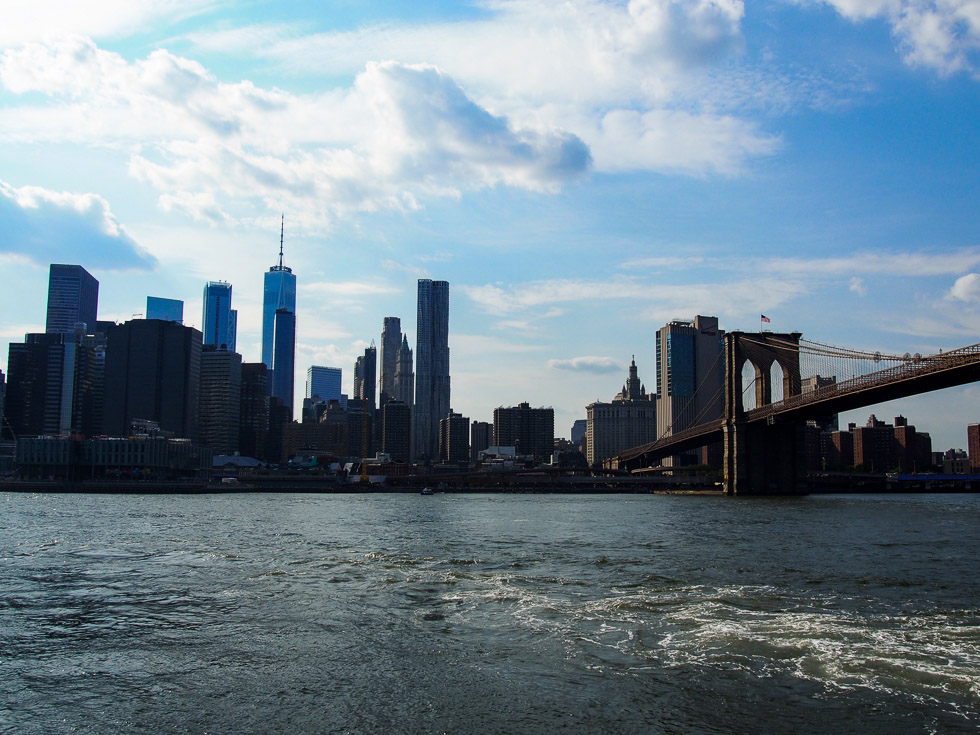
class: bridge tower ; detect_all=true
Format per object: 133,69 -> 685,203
723,331 -> 804,495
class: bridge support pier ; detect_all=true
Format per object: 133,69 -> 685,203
724,420 -> 804,495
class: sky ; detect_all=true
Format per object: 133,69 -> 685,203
1,0 -> 980,450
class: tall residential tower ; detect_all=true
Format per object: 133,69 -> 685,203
413,279 -> 449,461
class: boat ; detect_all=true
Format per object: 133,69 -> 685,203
420,487 -> 434,495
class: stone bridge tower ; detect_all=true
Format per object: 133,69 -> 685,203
723,331 -> 804,495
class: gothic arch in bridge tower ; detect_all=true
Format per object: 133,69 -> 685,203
726,332 -> 803,419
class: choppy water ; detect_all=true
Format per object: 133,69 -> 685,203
1,491 -> 977,734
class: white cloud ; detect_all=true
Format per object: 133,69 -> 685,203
181,0 -> 778,175
948,272 -> 980,301
0,0 -> 214,48
549,356 -> 623,373
849,276 -> 868,296
818,0 -> 980,75
0,179 -> 154,269
0,38 -> 591,230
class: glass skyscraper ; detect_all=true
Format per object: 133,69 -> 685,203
306,366 -> 342,402
262,219 -> 297,414
202,281 -> 236,351
413,279 -> 450,461
146,296 -> 184,323
46,264 -> 98,334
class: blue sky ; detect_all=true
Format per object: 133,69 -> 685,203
2,0 -> 980,449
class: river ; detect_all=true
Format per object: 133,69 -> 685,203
1,492 -> 977,733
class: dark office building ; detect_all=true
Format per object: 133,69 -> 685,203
270,307 -> 296,418
239,363 -> 269,460
103,319 -> 202,441
0,368 -> 6,431
440,411 -> 469,463
471,420 -> 492,461
493,402 -> 555,461
354,344 -> 378,406
46,264 -> 99,334
969,424 -> 980,472
199,345 -> 242,455
320,400 -> 349,459
346,398 -> 374,459
382,400 -> 411,462
5,330 -> 101,438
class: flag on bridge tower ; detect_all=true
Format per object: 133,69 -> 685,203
760,314 -> 771,323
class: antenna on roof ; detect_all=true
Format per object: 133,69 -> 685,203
279,213 -> 284,268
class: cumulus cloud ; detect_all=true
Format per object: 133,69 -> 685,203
0,180 -> 155,269
548,356 -> 623,373
948,272 -> 980,302
183,0 -> 777,174
818,0 -> 980,75
0,37 -> 591,230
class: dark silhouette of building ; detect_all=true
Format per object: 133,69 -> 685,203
46,264 -> 98,334
354,343 -> 377,406
271,307 -> 295,419
380,317 -> 401,403
414,279 -> 449,461
103,319 -> 202,441
440,411 -> 469,463
199,345 -> 242,455
320,400 -> 349,459
346,397 -> 374,459
239,363 -> 269,460
382,400 -> 411,462
493,402 -> 555,462
969,424 -> 980,472
470,420 -> 492,461
5,329 -> 102,438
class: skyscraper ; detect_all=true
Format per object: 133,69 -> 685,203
102,319 -> 202,440
586,357 -> 657,466
306,366 -> 342,402
493,402 -> 554,461
271,307 -> 296,418
394,335 -> 414,407
202,281 -> 237,351
262,217 -> 297,413
380,317 -> 401,402
199,345 -> 242,455
46,264 -> 98,334
239,363 -> 269,461
146,296 -> 184,323
414,279 -> 450,461
5,330 -> 101,438
354,343 -> 377,406
655,315 -> 724,466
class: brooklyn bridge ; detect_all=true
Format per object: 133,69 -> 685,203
610,331 -> 980,495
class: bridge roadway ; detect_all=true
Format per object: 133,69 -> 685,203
617,341 -> 980,468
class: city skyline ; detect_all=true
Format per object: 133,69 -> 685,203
2,2 -> 980,449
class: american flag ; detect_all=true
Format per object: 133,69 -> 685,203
761,314 -> 771,323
